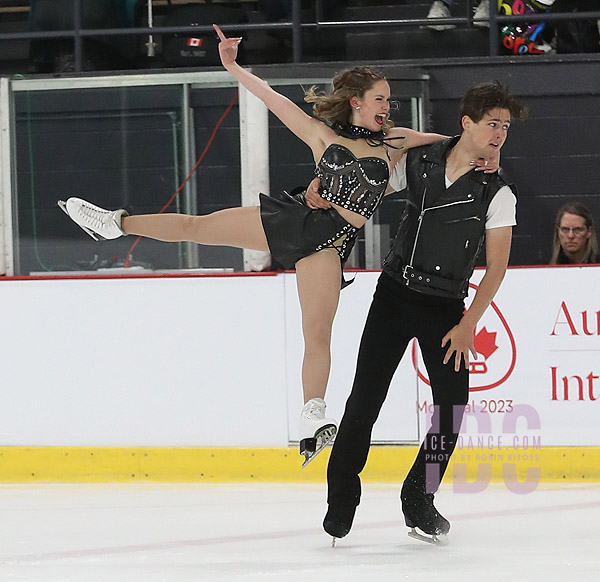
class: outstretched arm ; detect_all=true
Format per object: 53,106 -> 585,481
387,127 -> 499,173
214,24 -> 326,151
384,127 -> 447,165
392,127 -> 448,149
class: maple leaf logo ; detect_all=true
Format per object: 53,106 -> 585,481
473,327 -> 499,360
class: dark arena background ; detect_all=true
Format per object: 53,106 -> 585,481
0,1 -> 599,580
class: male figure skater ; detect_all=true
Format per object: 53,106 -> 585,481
307,80 -> 527,543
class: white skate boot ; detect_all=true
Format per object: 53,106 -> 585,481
58,197 -> 128,241
298,398 -> 337,467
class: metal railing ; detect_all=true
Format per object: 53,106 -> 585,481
0,0 -> 599,69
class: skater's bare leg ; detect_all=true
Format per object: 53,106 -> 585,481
122,206 -> 269,252
295,249 -> 341,403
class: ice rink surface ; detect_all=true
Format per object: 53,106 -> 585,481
1,481 -> 599,582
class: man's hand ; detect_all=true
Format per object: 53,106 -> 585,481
304,177 -> 331,210
441,321 -> 477,372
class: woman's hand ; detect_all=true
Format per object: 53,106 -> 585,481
213,24 -> 242,67
471,149 -> 500,174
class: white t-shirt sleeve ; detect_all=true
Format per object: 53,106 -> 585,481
486,185 -> 517,229
390,156 -> 515,227
388,154 -> 407,192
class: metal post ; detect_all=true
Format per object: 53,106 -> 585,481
315,0 -> 324,23
146,0 -> 156,57
489,0 -> 499,56
291,0 -> 302,63
0,78 -> 15,276
181,83 -> 199,269
73,0 -> 83,72
411,97 -> 421,133
239,83 -> 270,272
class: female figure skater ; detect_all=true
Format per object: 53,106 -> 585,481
60,24 -> 447,465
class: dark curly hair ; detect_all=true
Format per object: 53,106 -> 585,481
458,80 -> 528,129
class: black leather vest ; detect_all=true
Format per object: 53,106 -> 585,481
383,137 -> 515,299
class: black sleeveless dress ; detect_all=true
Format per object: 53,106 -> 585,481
259,143 -> 389,270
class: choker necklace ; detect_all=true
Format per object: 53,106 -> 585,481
332,122 -> 404,150
332,122 -> 384,141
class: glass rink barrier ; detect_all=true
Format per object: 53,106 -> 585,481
0,68 -> 428,277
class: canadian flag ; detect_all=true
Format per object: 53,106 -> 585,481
187,37 -> 203,47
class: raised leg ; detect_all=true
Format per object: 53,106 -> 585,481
122,206 -> 270,252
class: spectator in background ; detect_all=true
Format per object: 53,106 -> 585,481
554,0 -> 600,54
256,0 -> 345,62
426,0 -> 490,30
28,0 -> 137,73
260,0 -> 344,21
550,202 -> 600,264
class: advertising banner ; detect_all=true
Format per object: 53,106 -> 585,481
285,266 -> 600,448
415,265 -> 600,466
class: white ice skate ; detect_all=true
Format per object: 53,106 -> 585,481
299,398 -> 337,467
58,197 -> 128,241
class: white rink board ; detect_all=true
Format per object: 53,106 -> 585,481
0,276 -> 288,447
0,265 -> 598,447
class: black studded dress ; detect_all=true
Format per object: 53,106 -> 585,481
259,142 -> 390,271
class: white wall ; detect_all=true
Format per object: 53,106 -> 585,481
1,266 -> 598,447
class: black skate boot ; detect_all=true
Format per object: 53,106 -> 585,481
401,485 -> 450,544
323,504 -> 356,546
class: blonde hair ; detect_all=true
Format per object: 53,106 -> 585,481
304,66 -> 394,133
550,202 -> 599,264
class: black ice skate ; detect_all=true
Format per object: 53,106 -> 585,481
298,398 -> 337,467
323,504 -> 356,547
401,488 -> 450,544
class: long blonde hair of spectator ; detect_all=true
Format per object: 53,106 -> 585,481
304,66 -> 394,133
550,202 -> 599,264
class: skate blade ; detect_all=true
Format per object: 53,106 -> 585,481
301,425 -> 337,468
57,200 -> 100,241
301,444 -> 326,468
408,528 -> 448,545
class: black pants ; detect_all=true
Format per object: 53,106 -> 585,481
327,272 -> 470,508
